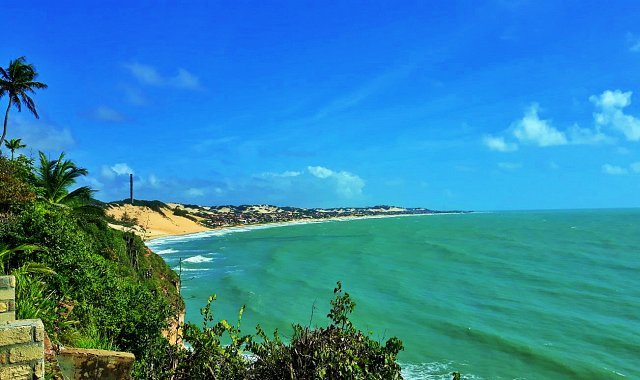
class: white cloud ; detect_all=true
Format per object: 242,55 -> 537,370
121,85 -> 147,106
498,162 -> 522,170
110,163 -> 134,176
512,104 -> 568,146
602,164 -> 628,175
334,172 -> 365,197
631,162 -> 640,173
92,106 -> 125,122
308,166 -> 334,179
123,62 -> 201,90
171,69 -> 200,89
590,90 -> 640,141
485,101 -> 615,151
261,170 -> 302,178
101,166 -> 115,179
483,135 -> 518,152
590,90 -> 631,108
185,187 -> 205,197
307,166 -> 365,197
568,124 -> 613,145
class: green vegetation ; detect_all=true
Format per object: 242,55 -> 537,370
0,57 -> 412,379
4,138 -> 26,160
34,152 -> 94,207
138,282 -> 404,380
0,147 -> 408,379
0,152 -> 181,371
172,207 -> 199,222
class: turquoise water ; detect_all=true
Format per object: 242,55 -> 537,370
147,210 -> 639,379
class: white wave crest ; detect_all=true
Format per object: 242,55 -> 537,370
400,362 -> 482,380
154,248 -> 178,255
183,255 -> 214,264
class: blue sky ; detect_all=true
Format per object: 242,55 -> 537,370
2,1 -> 640,210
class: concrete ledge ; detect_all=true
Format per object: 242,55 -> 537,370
58,348 -> 135,380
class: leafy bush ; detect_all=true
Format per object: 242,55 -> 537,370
172,208 -> 199,222
248,281 -> 404,379
0,157 -> 35,209
172,296 -> 250,380
0,200 -> 180,357
143,282 -> 404,380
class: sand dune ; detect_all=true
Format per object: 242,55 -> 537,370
106,203 -> 210,240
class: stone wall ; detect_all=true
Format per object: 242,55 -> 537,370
0,276 -> 137,379
57,348 -> 135,380
0,276 -> 15,322
0,276 -> 45,379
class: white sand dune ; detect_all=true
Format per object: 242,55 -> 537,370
106,203 -> 210,241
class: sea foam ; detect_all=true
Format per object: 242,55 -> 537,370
154,248 -> 178,255
183,255 -> 215,263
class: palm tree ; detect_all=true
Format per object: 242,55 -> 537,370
0,57 -> 48,154
4,138 -> 26,160
35,152 -> 95,206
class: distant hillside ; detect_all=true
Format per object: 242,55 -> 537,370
106,200 -> 458,240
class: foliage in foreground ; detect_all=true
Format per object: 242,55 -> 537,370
135,282 -> 404,380
0,154 -> 182,360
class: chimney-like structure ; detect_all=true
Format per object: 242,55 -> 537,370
130,174 -> 134,204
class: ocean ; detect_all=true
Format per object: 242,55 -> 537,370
147,209 -> 639,379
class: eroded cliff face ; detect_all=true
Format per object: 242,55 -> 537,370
162,278 -> 185,347
163,310 -> 185,347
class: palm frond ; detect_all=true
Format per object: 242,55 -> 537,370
10,93 -> 21,112
12,262 -> 56,277
27,81 -> 48,90
9,244 -> 41,253
35,151 -> 97,207
20,93 -> 38,118
60,186 -> 95,204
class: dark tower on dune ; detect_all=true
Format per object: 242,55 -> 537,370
130,174 -> 134,204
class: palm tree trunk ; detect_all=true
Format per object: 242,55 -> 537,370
0,100 -> 11,156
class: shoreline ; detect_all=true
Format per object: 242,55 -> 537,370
144,211 -> 463,244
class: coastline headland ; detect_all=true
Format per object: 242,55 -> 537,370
105,200 -> 469,241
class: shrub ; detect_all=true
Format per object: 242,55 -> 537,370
150,282 -> 405,380
0,157 -> 35,209
0,201 -> 179,357
248,281 -> 404,379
